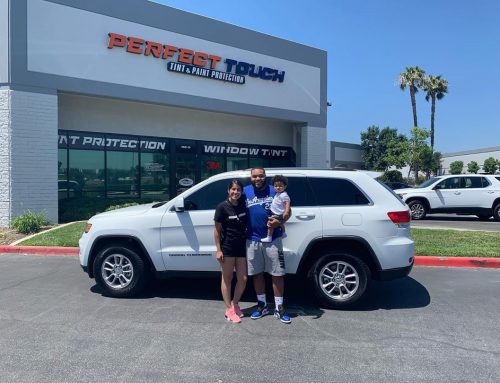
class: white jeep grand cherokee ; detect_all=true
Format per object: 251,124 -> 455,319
395,174 -> 500,221
79,169 -> 414,308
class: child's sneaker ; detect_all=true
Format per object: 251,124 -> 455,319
250,302 -> 270,319
225,307 -> 241,323
232,302 -> 244,318
261,236 -> 272,243
274,305 -> 291,324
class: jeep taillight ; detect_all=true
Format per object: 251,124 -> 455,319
387,211 -> 411,224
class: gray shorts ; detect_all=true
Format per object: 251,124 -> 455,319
246,238 -> 285,276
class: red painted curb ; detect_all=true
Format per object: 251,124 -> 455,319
414,256 -> 500,268
0,246 -> 78,255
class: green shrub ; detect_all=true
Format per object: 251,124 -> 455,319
449,160 -> 464,175
11,211 -> 50,234
378,170 -> 404,183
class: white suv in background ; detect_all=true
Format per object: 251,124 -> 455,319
395,175 -> 500,221
79,169 -> 414,308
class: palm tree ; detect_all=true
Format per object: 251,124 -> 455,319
422,75 -> 448,151
399,66 -> 426,128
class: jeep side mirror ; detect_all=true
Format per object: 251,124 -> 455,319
173,197 -> 185,212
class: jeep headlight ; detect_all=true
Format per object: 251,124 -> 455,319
397,193 -> 407,199
84,223 -> 92,233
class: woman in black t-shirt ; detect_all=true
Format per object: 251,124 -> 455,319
214,179 -> 248,323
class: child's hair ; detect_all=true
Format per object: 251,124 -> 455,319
227,179 -> 244,191
271,175 -> 288,186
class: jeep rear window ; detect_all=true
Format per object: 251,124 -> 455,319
267,176 -> 316,207
308,177 -> 370,206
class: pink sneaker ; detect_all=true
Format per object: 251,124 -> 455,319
232,302 -> 244,318
225,307 -> 241,323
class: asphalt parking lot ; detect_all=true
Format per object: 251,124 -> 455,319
0,254 -> 499,383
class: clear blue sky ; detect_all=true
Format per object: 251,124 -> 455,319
154,0 -> 499,153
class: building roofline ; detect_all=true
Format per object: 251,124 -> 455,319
442,146 -> 500,157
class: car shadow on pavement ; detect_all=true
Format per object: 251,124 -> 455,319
348,277 -> 431,311
91,274 -> 429,316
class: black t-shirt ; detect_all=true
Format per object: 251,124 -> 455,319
214,199 -> 247,252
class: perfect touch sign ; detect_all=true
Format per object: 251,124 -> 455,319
108,33 -> 286,85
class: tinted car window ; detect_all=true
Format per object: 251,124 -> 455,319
436,177 -> 460,190
264,176 -> 316,207
279,176 -> 315,207
308,177 -> 370,206
462,177 -> 483,188
184,179 -> 236,211
481,177 -> 491,187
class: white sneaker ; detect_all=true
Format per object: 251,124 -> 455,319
261,236 -> 272,243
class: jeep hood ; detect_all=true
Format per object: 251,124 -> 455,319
93,203 -> 160,218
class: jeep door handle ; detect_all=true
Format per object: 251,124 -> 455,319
487,191 -> 495,194
296,214 -> 315,220
454,192 -> 461,195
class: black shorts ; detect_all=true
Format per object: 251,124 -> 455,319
221,240 -> 247,258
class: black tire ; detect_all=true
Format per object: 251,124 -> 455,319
408,200 -> 427,220
308,252 -> 370,309
476,214 -> 492,221
93,246 -> 147,298
493,204 -> 500,222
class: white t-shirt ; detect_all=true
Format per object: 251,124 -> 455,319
270,191 -> 290,216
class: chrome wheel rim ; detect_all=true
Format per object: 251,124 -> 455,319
319,261 -> 359,301
410,203 -> 425,219
101,253 -> 134,289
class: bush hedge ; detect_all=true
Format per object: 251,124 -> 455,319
11,211 -> 50,234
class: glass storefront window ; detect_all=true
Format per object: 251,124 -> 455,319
141,152 -> 169,201
107,151 -> 139,198
201,155 -> 225,181
175,155 -> 196,195
58,149 -> 69,200
68,149 -> 105,198
227,157 -> 248,171
58,129 -> 295,222
249,158 -> 271,168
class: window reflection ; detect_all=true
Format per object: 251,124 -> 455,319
107,151 -> 139,198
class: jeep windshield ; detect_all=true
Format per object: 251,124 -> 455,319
416,177 -> 440,188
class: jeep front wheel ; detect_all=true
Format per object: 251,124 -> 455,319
493,203 -> 500,222
93,246 -> 146,298
309,253 -> 369,309
408,200 -> 427,220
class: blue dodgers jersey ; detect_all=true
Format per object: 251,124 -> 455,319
244,184 -> 282,241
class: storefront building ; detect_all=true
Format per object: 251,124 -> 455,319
0,0 -> 327,226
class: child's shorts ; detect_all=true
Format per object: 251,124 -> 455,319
271,214 -> 284,221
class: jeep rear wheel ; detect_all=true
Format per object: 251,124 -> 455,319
408,200 -> 427,220
309,253 -> 370,309
93,246 -> 146,298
